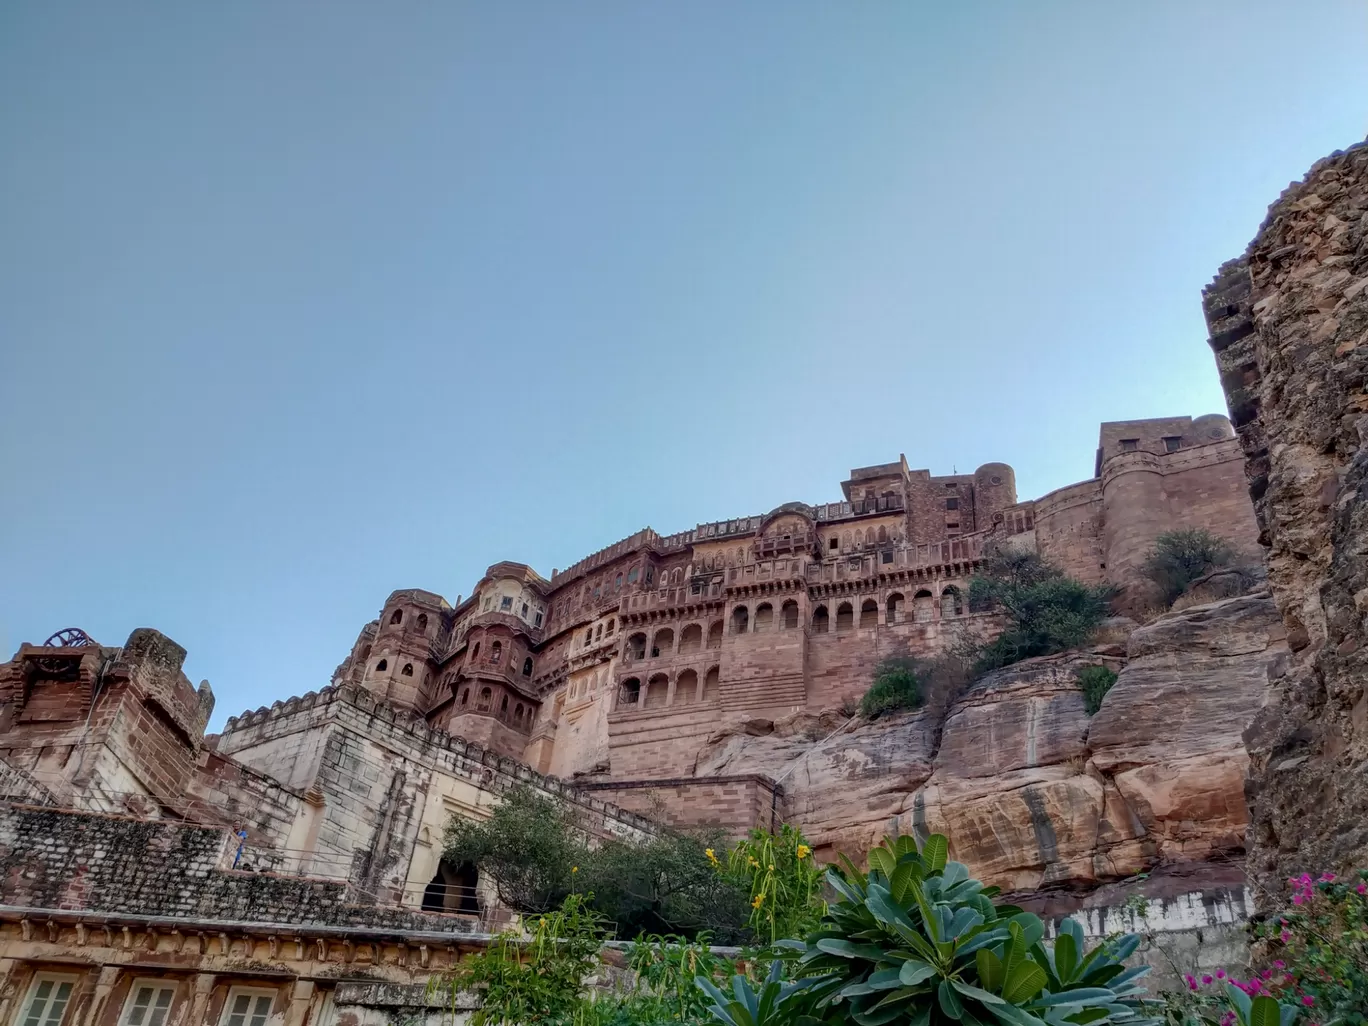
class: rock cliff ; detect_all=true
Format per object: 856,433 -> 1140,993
1205,139 -> 1368,888
696,591 -> 1285,899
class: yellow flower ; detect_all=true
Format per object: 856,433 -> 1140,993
751,893 -> 766,909
571,866 -> 579,874
705,848 -> 717,864
748,856 -> 759,868
767,865 -> 775,872
796,844 -> 811,860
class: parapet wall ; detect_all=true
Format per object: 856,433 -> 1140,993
218,682 -> 659,840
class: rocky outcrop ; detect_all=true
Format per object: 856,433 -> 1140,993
1204,139 -> 1368,888
692,592 -> 1286,897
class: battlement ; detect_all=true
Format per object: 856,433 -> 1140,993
220,681 -> 659,837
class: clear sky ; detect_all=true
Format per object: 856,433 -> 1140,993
2,2 -> 1365,728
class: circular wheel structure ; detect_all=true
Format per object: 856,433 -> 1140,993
42,628 -> 96,648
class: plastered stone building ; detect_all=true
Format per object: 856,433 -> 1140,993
0,413 -> 1259,1025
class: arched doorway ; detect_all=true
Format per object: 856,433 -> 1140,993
420,859 -> 480,915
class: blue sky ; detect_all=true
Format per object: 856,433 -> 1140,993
2,2 -> 1365,728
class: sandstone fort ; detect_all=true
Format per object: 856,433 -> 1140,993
0,139 -> 1363,1026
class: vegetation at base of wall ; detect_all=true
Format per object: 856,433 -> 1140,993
1079,664 -> 1119,715
857,657 -> 924,719
1159,871 -> 1368,1025
1141,529 -> 1238,607
428,892 -> 607,1026
720,824 -> 827,944
699,831 -> 1160,1026
444,786 -> 752,941
968,548 -> 1114,673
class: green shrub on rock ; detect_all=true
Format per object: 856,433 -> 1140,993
858,658 -> 924,719
1078,665 -> 1118,716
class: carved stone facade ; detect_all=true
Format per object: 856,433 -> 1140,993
329,416 -> 1258,786
0,413 -> 1263,1022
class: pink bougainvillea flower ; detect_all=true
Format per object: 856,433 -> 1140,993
1215,968 -> 1226,979
1302,995 -> 1316,1006
1281,928 -> 1291,942
1357,881 -> 1366,895
1273,960 -> 1285,969
1184,974 -> 1197,991
1201,974 -> 1213,984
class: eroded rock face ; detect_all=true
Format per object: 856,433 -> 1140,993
1205,139 -> 1368,886
691,591 -> 1285,895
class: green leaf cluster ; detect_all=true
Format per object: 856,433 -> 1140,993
968,551 -> 1114,674
430,893 -> 608,1026
1077,666 -> 1118,717
444,786 -> 751,941
700,833 -> 1159,1026
859,658 -> 925,719
1139,530 -> 1237,606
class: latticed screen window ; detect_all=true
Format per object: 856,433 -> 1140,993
120,983 -> 175,1026
20,977 -> 76,1026
219,989 -> 273,1026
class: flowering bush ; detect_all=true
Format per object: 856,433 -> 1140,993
719,824 -> 826,945
1160,868 -> 1368,1026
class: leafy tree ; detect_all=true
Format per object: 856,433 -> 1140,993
969,550 -> 1114,673
1140,530 -> 1238,606
1078,665 -> 1119,716
859,658 -> 924,719
444,786 -> 750,941
699,832 -> 1160,1026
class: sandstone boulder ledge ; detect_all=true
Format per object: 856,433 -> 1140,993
691,591 -> 1287,898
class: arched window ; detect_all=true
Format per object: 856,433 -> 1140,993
731,606 -> 750,635
754,603 -> 774,632
836,602 -> 854,632
860,599 -> 878,629
491,641 -> 502,664
886,593 -> 905,625
461,688 -> 470,706
627,633 -> 647,660
914,590 -> 934,623
651,628 -> 674,657
472,642 -> 481,660
477,687 -> 492,711
671,568 -> 682,586
620,677 -> 641,705
417,613 -> 428,632
596,623 -> 603,640
421,859 -> 480,915
500,695 -> 509,714
877,526 -> 887,542
781,600 -> 799,629
360,644 -> 372,662
644,673 -> 669,709
941,587 -> 964,618
522,657 -> 533,677
401,662 -> 414,676
375,658 -> 388,672
706,621 -> 724,649
513,703 -> 524,723
390,609 -> 403,625
676,669 -> 699,704
607,618 -> 615,633
812,605 -> 830,633
584,629 -> 593,646
679,623 -> 703,652
703,666 -> 720,701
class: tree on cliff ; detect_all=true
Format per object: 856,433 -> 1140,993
1140,528 -> 1238,606
968,548 -> 1113,672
